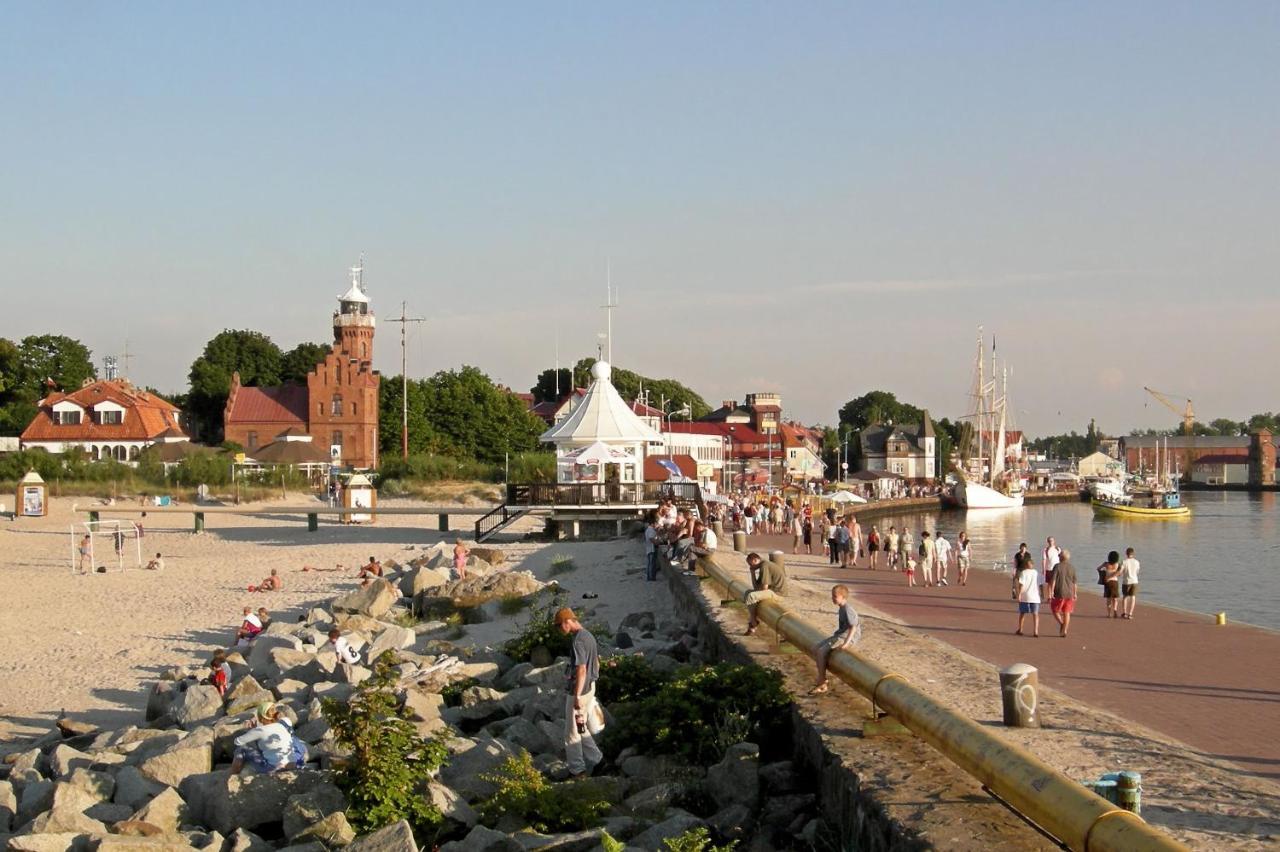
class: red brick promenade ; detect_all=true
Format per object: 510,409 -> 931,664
741,532 -> 1280,779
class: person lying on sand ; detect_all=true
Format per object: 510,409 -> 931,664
301,563 -> 345,573
357,557 -> 383,579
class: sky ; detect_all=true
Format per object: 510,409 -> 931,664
2,3 -> 1277,437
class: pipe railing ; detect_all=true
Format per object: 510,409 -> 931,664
694,553 -> 1189,852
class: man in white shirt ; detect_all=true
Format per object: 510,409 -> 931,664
1119,547 -> 1141,620
687,521 -> 717,572
1042,536 -> 1062,601
934,534 -> 952,586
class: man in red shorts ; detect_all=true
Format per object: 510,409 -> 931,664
1049,547 -> 1078,637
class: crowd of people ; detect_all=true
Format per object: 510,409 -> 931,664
1010,538 -> 1142,637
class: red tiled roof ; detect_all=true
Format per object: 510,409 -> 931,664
665,421 -> 770,444
226,386 -> 308,426
630,400 -> 664,418
21,380 -> 184,443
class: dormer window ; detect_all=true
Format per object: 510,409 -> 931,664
99,410 -> 123,425
55,410 -> 82,425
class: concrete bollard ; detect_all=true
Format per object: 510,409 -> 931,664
769,550 -> 785,571
193,512 -> 205,534
1117,771 -> 1142,815
1215,612 -> 1227,626
307,513 -> 318,532
998,662 -> 1039,727
712,520 -> 724,539
733,530 -> 747,553
439,513 -> 450,532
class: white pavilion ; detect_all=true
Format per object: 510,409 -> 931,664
540,361 -> 663,491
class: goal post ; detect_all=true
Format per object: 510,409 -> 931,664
70,520 -> 142,575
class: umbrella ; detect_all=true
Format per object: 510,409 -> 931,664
826,490 -> 867,504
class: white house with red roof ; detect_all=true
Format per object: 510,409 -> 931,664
21,379 -> 187,462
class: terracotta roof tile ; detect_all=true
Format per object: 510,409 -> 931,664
21,380 -> 185,443
226,386 -> 308,426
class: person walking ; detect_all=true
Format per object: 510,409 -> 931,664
919,531 -> 935,587
1097,550 -> 1121,618
867,526 -> 881,570
1049,548 -> 1078,637
956,531 -> 971,586
836,520 -> 852,568
1041,536 -> 1062,602
934,532 -> 952,587
555,608 -> 603,778
899,528 -> 914,576
77,533 -> 92,575
1013,551 -> 1040,637
850,517 -> 864,568
1118,547 -> 1141,620
643,514 -> 660,582
886,526 -> 900,571
827,516 -> 841,566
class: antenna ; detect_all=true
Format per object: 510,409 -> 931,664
386,300 -> 426,460
120,339 -> 135,379
601,261 -> 618,364
554,326 -> 560,398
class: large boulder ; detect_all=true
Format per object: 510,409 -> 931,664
246,635 -> 305,675
17,778 -> 55,825
438,825 -> 521,852
1,778 -> 16,833
630,812 -> 705,849
223,827 -> 273,852
48,745 -> 93,778
294,810 -> 356,847
29,806 -> 107,835
365,626 -> 416,665
95,838 -> 196,852
332,580 -> 399,620
345,819 -> 418,852
62,768 -> 115,803
425,781 -> 477,836
138,744 -> 212,789
203,772 -> 333,835
439,737 -> 519,801
281,786 -> 347,841
223,677 -> 270,715
128,786 -> 190,835
706,742 -> 760,811
404,566 -> 452,599
112,766 -> 166,813
171,686 -> 224,730
422,572 -> 542,610
6,834 -> 87,852
145,683 -> 178,723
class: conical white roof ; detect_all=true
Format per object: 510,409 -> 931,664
540,362 -> 664,445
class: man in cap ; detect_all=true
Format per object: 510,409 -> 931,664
556,607 -> 603,778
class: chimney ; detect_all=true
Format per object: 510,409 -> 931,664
722,400 -> 737,410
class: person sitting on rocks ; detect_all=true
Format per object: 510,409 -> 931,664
206,658 -> 228,696
357,556 -> 383,579
328,629 -> 361,665
235,607 -> 263,645
230,702 -> 307,774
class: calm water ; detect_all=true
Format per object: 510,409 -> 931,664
867,491 -> 1280,631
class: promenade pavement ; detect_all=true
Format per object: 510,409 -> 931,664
740,531 -> 1280,780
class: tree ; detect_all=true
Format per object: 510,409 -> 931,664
1247,412 -> 1280,433
1208,418 -> 1246,436
837,391 -> 924,436
280,342 -> 330,384
1085,418 -> 1101,453
531,358 -> 711,418
186,330 -> 284,442
18,335 -> 95,392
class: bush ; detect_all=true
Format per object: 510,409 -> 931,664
322,659 -> 448,834
504,593 -> 572,662
596,655 -> 672,704
603,663 -> 791,765
479,750 -> 610,833
498,595 -> 531,616
549,554 -> 576,575
440,677 -> 479,708
664,827 -> 737,852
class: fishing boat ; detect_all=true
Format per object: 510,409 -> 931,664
1092,490 -> 1191,520
956,328 -> 1025,510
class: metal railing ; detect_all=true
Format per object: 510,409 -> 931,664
694,554 -> 1189,852
474,504 -> 513,542
504,481 -> 701,507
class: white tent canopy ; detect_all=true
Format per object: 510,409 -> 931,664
540,362 -> 663,446
827,490 -> 868,504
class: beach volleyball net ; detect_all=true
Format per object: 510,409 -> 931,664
70,520 -> 142,574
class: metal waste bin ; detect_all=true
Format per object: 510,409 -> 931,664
998,662 -> 1039,727
712,520 -> 724,539
733,530 -> 747,553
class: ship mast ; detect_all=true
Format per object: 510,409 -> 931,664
975,328 -> 985,483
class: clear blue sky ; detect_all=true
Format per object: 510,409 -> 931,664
2,3 -> 1277,435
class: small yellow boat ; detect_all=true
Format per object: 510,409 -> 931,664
1091,497 -> 1191,520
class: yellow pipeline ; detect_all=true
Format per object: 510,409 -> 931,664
696,555 -> 1188,852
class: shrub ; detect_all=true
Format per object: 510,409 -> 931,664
664,827 -> 737,852
478,750 -> 610,833
504,593 -> 572,662
322,659 -> 448,834
596,654 -> 672,704
549,554 -> 576,575
603,663 -> 791,765
440,677 -> 479,708
498,595 -> 531,616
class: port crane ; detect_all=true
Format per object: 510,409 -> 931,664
1143,387 -> 1195,435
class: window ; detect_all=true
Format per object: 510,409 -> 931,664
331,396 -> 343,416
360,342 -> 367,358
318,402 -> 324,417
332,430 -> 344,447
56,410 -> 82,425
334,365 -> 341,384
100,410 -> 123,425
351,402 -> 357,416
247,432 -> 258,450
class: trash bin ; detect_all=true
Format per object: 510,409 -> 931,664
712,520 -> 724,539
733,530 -> 747,553
998,662 -> 1039,727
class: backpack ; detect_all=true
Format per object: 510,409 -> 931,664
918,542 -> 927,557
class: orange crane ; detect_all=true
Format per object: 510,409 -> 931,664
1143,387 -> 1195,435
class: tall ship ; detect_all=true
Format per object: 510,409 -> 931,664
956,329 -> 1025,510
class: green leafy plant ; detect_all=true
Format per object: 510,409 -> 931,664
596,654 -> 672,704
478,750 -> 610,832
549,553 -> 577,575
322,658 -> 449,834
664,827 -> 737,852
601,832 -> 626,852
603,663 -> 791,765
503,593 -> 572,662
440,677 -> 479,708
498,595 -> 532,616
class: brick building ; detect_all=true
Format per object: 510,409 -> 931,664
224,267 -> 381,469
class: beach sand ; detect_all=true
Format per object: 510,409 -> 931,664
0,496 -> 662,741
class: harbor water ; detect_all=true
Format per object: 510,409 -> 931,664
869,491 -> 1280,631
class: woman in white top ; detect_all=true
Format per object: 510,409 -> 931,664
1012,552 -> 1040,637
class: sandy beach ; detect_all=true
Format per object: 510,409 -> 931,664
0,495 -> 660,739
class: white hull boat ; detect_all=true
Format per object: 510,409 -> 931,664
956,477 -> 1025,509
